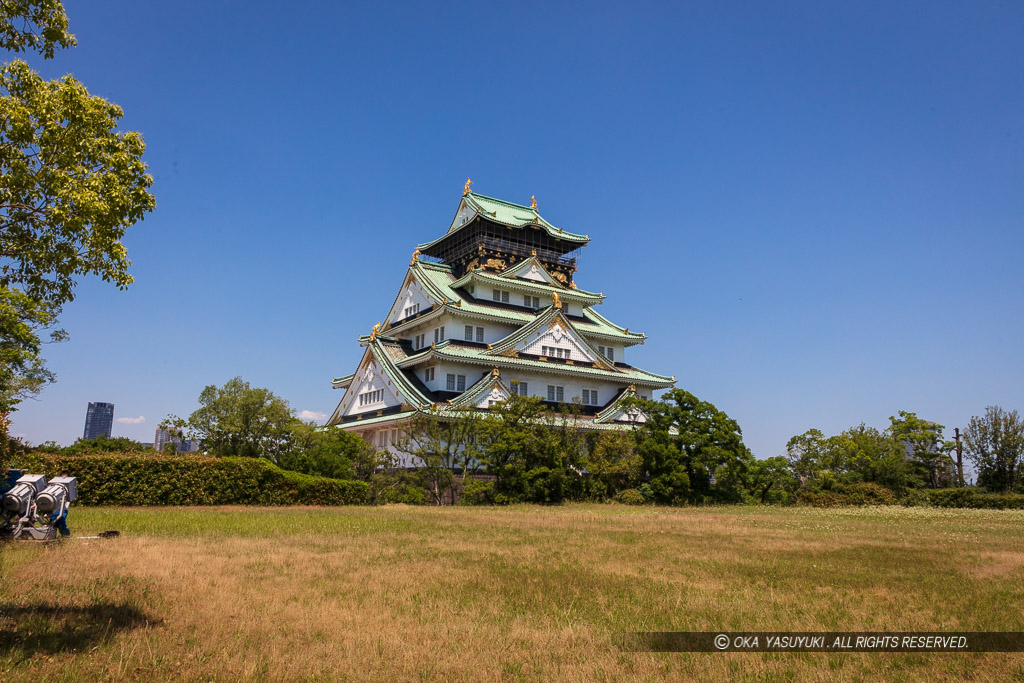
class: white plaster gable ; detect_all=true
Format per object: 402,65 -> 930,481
610,407 -> 646,424
448,199 -> 476,232
520,321 -> 598,363
386,275 -> 438,326
476,382 -> 512,409
503,257 -> 560,286
340,356 -> 403,417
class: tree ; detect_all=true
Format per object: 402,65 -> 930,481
167,377 -> 296,461
887,411 -> 954,488
0,0 -> 75,58
478,395 -> 588,504
747,455 -> 798,504
0,1 -> 155,448
634,388 -> 754,504
963,406 -> 1024,493
1,59 -> 155,307
0,285 -> 63,412
278,422 -> 380,481
397,407 -> 484,505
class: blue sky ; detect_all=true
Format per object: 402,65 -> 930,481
7,1 -> 1023,460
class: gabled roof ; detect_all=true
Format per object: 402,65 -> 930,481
417,192 -> 589,251
448,368 -> 513,409
326,336 -> 435,425
387,260 -> 646,346
593,385 -> 647,424
500,256 -> 563,286
399,339 -> 675,388
485,305 -> 616,370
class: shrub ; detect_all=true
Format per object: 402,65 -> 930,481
10,452 -> 367,506
457,480 -> 496,506
796,483 -> 897,507
376,484 -> 428,505
614,489 -> 646,506
914,488 -> 1024,510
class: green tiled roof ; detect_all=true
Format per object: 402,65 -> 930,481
404,340 -> 675,388
393,260 -> 646,345
485,305 -> 616,369
450,266 -> 604,304
418,192 -> 589,251
448,370 -> 513,408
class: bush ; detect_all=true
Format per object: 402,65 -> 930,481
457,480 -> 496,506
912,488 -> 1024,510
797,482 -> 898,507
614,488 -> 646,506
10,452 -> 367,506
376,484 -> 428,505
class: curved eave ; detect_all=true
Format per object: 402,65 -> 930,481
412,342 -> 675,388
332,373 -> 355,390
451,269 -> 604,304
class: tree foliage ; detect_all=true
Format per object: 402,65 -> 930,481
963,406 -> 1024,493
0,0 -> 75,58
0,284 -> 62,412
167,377 -> 296,461
1,59 -> 155,307
634,388 -> 754,504
397,407 -> 484,505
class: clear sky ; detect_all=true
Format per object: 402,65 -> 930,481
7,1 -> 1023,460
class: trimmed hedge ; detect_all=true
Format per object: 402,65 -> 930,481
909,488 -> 1024,510
10,453 -> 367,506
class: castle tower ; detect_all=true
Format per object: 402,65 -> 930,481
327,184 -> 675,461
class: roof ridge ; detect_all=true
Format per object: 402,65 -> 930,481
468,192 -> 536,212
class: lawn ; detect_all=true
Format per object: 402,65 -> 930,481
1,504 -> 1023,681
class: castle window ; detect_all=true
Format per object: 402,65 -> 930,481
465,325 -> 474,341
524,295 -> 540,308
403,303 -> 420,318
547,385 -> 564,402
434,326 -> 445,343
446,374 -> 455,391
492,289 -> 509,303
456,375 -> 466,392
424,367 -> 435,382
582,389 -> 599,406
475,327 -> 484,342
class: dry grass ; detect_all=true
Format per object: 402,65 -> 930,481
2,504 -> 1024,681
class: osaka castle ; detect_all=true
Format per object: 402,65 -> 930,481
326,181 -> 675,458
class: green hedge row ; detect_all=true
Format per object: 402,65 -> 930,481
10,453 -> 367,506
908,488 -> 1024,510
797,483 -> 1024,510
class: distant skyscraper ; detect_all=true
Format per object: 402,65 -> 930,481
154,426 -> 179,452
83,402 -> 114,440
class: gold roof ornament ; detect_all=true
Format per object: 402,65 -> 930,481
410,248 -> 420,265
369,321 -> 381,341
530,195 -> 537,210
531,248 -> 537,256
552,292 -> 561,309
491,368 -> 500,377
629,384 -> 636,393
463,178 -> 473,195
570,281 -> 577,289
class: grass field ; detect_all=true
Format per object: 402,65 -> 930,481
2,504 -> 1023,681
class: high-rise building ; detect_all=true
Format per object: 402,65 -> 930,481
83,402 -> 114,440
327,184 -> 675,464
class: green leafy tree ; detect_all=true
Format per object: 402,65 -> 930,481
0,285 -> 63,412
0,1 -> 155,450
167,377 -> 296,461
478,395 -> 588,504
963,406 -> 1024,493
887,411 -> 954,488
634,388 -> 754,504
747,455 -> 798,504
397,407 -> 484,505
579,429 -> 642,501
278,422 -> 379,480
0,0 -> 75,58
1,59 -> 155,307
